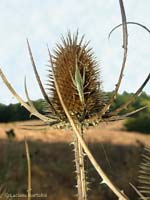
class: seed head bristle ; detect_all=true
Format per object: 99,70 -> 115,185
46,32 -> 106,123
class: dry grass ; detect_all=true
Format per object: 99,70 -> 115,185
0,120 -> 149,199
0,120 -> 150,145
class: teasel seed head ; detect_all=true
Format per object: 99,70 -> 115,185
45,31 -> 106,125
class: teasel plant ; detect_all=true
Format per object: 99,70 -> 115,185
0,0 -> 150,199
129,146 -> 150,200
136,146 -> 150,200
138,146 -> 150,200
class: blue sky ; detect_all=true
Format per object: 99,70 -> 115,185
0,0 -> 150,104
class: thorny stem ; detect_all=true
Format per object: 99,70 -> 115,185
74,134 -> 82,200
79,127 -> 87,200
73,125 -> 87,200
48,47 -> 88,199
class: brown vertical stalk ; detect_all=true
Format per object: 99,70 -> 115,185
74,134 -> 82,200
25,139 -> 31,200
73,125 -> 87,200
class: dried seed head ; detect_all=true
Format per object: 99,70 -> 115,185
46,32 -> 106,124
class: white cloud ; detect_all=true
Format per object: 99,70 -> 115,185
0,0 -> 149,104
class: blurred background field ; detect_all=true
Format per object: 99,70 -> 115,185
0,92 -> 150,199
0,119 -> 150,200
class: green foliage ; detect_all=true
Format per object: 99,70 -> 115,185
124,111 -> 150,134
0,99 -> 44,122
110,91 -> 150,134
0,92 -> 149,135
123,92 -> 150,134
111,91 -> 150,114
111,91 -> 131,111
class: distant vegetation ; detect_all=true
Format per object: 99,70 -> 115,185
0,92 -> 150,133
0,99 -> 44,122
110,91 -> 150,134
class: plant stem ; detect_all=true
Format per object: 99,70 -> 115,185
74,125 -> 87,200
25,139 -> 31,200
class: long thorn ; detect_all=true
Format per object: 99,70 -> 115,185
103,106 -> 148,122
24,76 -> 38,113
100,0 -> 128,117
27,39 -> 58,116
0,68 -> 50,122
47,44 -> 63,120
